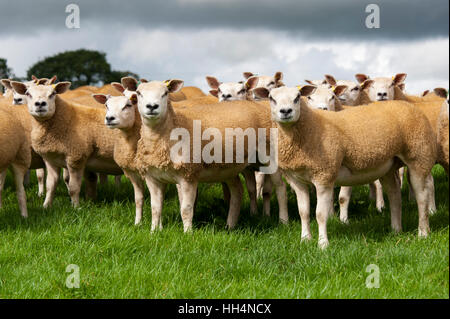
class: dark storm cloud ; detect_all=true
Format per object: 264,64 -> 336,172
0,0 -> 448,39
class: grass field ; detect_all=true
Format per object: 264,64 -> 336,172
0,166 -> 448,299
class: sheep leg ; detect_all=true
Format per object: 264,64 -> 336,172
262,174 -> 273,217
225,176 -> 243,230
99,173 -> 108,185
426,174 -> 436,215
242,169 -> 257,215
408,169 -> 432,237
338,186 -> 352,224
62,168 -> 70,191
145,176 -> 166,232
12,164 -> 28,218
67,166 -> 84,207
0,169 -> 6,208
178,180 -> 198,232
379,168 -> 402,233
43,161 -> 60,208
84,171 -> 98,200
398,167 -> 405,189
269,170 -> 288,224
36,168 -> 45,197
115,175 -> 122,187
23,170 -> 31,187
406,168 -> 415,201
126,171 -> 145,225
221,182 -> 230,205
255,172 -> 265,199
373,180 -> 385,212
314,184 -> 334,249
176,184 -> 183,207
287,176 -> 311,241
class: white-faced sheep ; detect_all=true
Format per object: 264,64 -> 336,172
10,81 -> 123,208
133,79 -> 287,232
92,92 -> 145,225
253,85 -> 437,248
206,76 -> 259,101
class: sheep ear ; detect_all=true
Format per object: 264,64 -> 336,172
355,74 -> 369,84
37,78 -> 48,85
252,87 -> 270,99
53,82 -> 71,94
31,75 -> 38,82
121,77 -> 138,91
245,77 -> 259,90
11,81 -> 28,95
92,94 -> 109,105
111,82 -> 125,94
140,78 -> 148,83
274,71 -> 283,84
243,72 -> 254,80
333,85 -> 348,97
47,75 -> 57,85
360,79 -> 374,91
167,79 -> 184,93
299,85 -> 317,97
422,89 -> 430,97
1,79 -> 12,90
304,80 -> 314,85
393,73 -> 407,85
324,74 -> 337,86
206,76 -> 220,89
433,88 -> 448,99
209,89 -> 219,97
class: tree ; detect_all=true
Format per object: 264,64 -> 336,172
0,58 -> 15,92
26,49 -> 138,89
105,70 -> 140,84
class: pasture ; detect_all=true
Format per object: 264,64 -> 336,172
0,166 -> 448,299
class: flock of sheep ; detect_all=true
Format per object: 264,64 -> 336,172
0,71 -> 448,248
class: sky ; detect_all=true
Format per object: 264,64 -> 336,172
0,0 -> 448,94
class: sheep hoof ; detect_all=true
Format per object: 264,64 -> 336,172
279,218 -> 288,225
301,234 -> 312,242
318,239 -> 329,250
340,217 -> 349,224
418,228 -> 429,238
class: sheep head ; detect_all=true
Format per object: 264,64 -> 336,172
93,93 -> 138,130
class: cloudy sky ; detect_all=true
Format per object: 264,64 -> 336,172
0,0 -> 448,94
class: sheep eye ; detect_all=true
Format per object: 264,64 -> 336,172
238,89 -> 246,95
352,87 -> 359,91
136,90 -> 142,96
269,96 -> 276,104
293,94 -> 300,104
49,92 -> 56,98
162,91 -> 168,98
307,96 -> 312,100
26,92 -> 31,97
330,96 -> 335,100
268,82 -> 275,86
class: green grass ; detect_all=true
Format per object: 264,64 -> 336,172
0,166 -> 448,299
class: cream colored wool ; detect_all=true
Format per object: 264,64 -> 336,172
0,108 -> 31,217
10,82 -> 123,208
180,86 -> 206,99
134,80 -> 287,232
263,88 -> 436,248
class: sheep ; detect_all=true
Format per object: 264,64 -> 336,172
303,83 -> 348,111
10,81 -> 123,208
0,108 -> 31,217
134,79 -> 287,232
206,76 -> 259,101
243,71 -> 284,95
92,92 -> 145,225
336,74 -> 410,222
253,85 -> 437,248
1,76 -> 57,105
180,86 -> 206,99
435,88 -> 449,175
324,74 -> 361,106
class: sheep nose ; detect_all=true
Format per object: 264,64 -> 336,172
146,104 -> 159,111
377,92 -> 387,97
14,98 -> 22,104
319,107 -> 328,111
280,108 -> 293,115
222,94 -> 232,100
34,101 -> 47,107
106,116 -> 116,123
